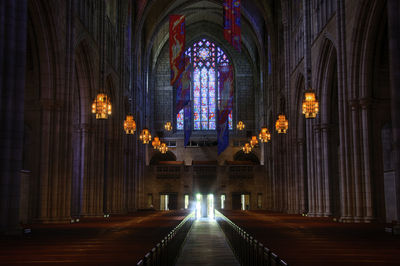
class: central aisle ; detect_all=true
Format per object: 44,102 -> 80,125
175,218 -> 240,266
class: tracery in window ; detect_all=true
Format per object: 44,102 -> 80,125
177,39 -> 232,130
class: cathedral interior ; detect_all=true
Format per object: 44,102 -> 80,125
1,0 -> 400,265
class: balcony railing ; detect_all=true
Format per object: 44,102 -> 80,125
216,210 -> 289,266
136,212 -> 194,266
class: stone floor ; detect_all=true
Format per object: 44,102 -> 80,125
175,218 -> 240,266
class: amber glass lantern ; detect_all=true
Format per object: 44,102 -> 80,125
139,128 -> 152,144
259,127 -> 271,143
92,93 -> 112,119
242,143 -> 252,154
159,143 -> 168,154
236,121 -> 245,131
164,121 -> 172,131
152,136 -> 161,149
123,114 -> 136,134
302,90 -> 319,118
250,136 -> 258,147
275,114 -> 288,134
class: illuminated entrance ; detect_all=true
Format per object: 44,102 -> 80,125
195,193 -> 214,219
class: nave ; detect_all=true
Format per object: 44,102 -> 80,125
1,210 -> 399,265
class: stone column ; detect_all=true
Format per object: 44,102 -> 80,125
336,0 -> 352,223
360,98 -> 374,222
306,120 -> 316,216
350,100 -> 363,222
321,124 -> 332,216
387,0 -> 400,223
292,139 -> 300,213
314,124 -> 323,216
0,0 -> 28,234
298,139 -> 306,213
71,125 -> 82,218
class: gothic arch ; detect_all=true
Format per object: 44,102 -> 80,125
24,0 -> 67,221
349,0 -> 391,222
350,0 -> 387,99
294,73 -> 308,214
316,38 -> 338,125
27,0 -> 62,100
74,40 -> 97,125
315,38 -> 341,218
233,150 -> 260,164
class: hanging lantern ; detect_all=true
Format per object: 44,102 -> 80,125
139,128 -> 152,144
152,136 -> 161,149
236,121 -> 245,130
275,114 -> 288,134
242,143 -> 252,154
91,93 -> 112,119
259,127 -> 271,143
250,136 -> 258,147
302,90 -> 319,118
158,143 -> 168,154
164,121 -> 173,131
123,114 -> 136,134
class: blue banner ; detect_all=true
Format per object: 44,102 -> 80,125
218,120 -> 229,155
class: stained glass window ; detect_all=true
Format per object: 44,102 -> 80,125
177,39 -> 232,130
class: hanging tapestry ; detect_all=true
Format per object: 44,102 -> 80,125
176,57 -> 191,114
169,15 -> 186,86
217,65 -> 234,154
223,0 -> 241,51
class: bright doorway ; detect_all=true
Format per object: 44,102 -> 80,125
160,194 -> 169,210
195,193 -> 215,219
241,194 -> 250,210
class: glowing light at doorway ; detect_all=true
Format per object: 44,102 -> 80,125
196,194 -> 202,219
207,194 -> 214,219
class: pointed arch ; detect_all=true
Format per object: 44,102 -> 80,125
74,40 -> 97,125
176,37 -> 233,131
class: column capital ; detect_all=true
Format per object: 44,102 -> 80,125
313,124 -> 322,132
349,99 -> 359,110
359,97 -> 373,109
320,123 -> 335,130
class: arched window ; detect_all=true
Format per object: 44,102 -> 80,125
177,39 -> 233,131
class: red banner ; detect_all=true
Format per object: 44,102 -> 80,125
169,15 -> 185,85
218,65 -> 234,125
176,57 -> 191,114
224,0 -> 241,51
217,65 -> 233,154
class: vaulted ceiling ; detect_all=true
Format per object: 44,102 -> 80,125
135,0 -> 280,71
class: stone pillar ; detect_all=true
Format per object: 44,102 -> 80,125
387,0 -> 400,223
0,0 -> 28,234
292,139 -> 300,213
350,100 -> 363,222
314,124 -> 323,216
336,0 -> 352,223
360,98 -> 374,222
306,120 -> 316,216
298,139 -> 306,213
321,124 -> 332,216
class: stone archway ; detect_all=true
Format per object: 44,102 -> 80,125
317,39 -> 340,218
